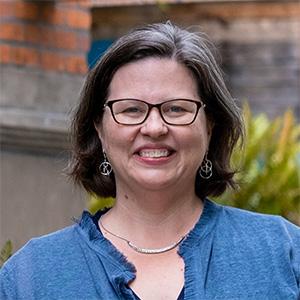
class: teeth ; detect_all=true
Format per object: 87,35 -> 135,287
139,149 -> 169,158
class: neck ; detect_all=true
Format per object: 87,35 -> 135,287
100,185 -> 203,249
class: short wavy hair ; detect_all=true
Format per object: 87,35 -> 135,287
70,22 -> 244,199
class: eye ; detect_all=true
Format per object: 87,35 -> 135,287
163,104 -> 188,115
121,106 -> 146,114
169,106 -> 186,113
123,107 -> 140,113
113,100 -> 147,115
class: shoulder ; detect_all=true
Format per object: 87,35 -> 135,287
17,224 -> 76,255
0,224 -> 85,298
1,225 -> 77,276
215,201 -> 300,249
212,202 -> 300,287
216,201 -> 297,228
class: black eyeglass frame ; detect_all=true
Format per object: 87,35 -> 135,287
103,98 -> 206,126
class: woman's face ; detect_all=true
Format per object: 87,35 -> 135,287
96,57 -> 211,193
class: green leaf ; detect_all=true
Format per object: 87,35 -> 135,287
0,240 -> 13,268
216,104 -> 300,225
88,194 -> 115,214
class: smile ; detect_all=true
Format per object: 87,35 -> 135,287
139,149 -> 170,158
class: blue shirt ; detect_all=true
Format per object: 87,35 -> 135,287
1,199 -> 299,299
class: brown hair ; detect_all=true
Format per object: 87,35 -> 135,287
70,22 -> 244,199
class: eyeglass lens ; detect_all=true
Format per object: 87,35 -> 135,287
111,99 -> 200,125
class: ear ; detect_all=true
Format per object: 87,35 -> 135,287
206,119 -> 214,142
94,121 -> 105,149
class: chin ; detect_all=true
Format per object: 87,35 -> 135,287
133,173 -> 177,191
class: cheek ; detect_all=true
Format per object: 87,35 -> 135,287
190,132 -> 208,153
99,114 -> 119,147
176,129 -> 207,163
189,118 -> 209,143
193,116 -> 211,148
180,129 -> 209,166
101,123 -> 138,155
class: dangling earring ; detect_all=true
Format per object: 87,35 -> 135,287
199,152 -> 213,179
99,151 -> 112,176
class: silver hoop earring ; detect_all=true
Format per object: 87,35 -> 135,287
99,152 -> 112,176
199,153 -> 212,179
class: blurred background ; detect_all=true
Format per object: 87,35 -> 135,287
0,0 -> 299,252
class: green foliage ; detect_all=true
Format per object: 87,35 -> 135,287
0,240 -> 13,268
88,104 -> 300,225
88,194 -> 115,214
216,104 -> 300,225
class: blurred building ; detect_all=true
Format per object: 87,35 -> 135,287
0,0 -> 299,250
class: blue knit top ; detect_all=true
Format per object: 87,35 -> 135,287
1,199 -> 299,299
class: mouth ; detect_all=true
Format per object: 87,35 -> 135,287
139,149 -> 171,158
134,144 -> 176,160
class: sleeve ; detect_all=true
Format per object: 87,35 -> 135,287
0,240 -> 37,299
282,218 -> 300,289
0,264 -> 17,300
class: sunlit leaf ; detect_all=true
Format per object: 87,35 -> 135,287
0,240 -> 13,268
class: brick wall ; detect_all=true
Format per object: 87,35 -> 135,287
0,1 -> 91,74
92,1 -> 300,119
0,1 -> 92,250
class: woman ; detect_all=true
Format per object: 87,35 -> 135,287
1,22 -> 299,300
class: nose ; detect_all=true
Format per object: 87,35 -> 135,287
140,107 -> 168,138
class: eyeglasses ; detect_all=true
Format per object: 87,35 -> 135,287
103,98 -> 205,126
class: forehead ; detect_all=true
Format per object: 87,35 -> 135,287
107,57 -> 199,101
